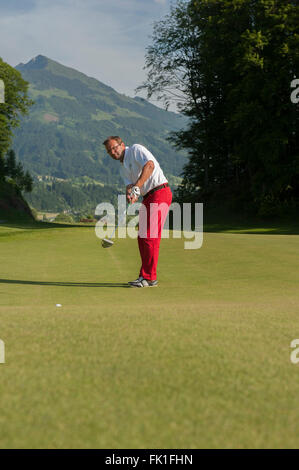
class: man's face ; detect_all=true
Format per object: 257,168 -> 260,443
105,139 -> 125,161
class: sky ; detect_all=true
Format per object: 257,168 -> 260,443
0,0 -> 173,105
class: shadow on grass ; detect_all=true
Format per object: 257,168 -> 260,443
0,209 -> 96,230
2,220 -> 299,235
1,211 -> 299,235
203,222 -> 299,235
0,220 -> 95,230
0,279 -> 130,288
203,210 -> 299,235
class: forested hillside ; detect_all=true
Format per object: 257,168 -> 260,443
14,55 -> 187,186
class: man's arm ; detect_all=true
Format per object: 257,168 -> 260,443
127,160 -> 155,203
135,160 -> 155,188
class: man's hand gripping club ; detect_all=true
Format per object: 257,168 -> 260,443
126,160 -> 155,204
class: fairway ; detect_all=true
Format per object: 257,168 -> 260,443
0,221 -> 299,449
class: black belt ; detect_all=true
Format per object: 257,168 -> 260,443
143,183 -> 169,199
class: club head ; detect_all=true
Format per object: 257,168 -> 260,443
101,238 -> 114,248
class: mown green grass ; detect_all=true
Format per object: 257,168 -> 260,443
0,221 -> 299,448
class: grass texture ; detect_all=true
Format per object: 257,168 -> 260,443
0,221 -> 299,448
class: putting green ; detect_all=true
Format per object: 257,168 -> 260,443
0,222 -> 299,448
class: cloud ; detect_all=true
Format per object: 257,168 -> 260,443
0,0 -> 37,15
0,0 -> 171,99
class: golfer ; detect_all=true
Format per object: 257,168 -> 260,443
103,136 -> 172,287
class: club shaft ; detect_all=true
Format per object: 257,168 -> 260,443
108,209 -> 126,239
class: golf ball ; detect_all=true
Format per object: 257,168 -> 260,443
56,304 -> 62,307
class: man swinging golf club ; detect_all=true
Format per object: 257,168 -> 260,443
103,136 -> 172,288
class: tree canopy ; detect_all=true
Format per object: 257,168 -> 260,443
139,0 -> 299,215
0,57 -> 33,157
0,149 -> 33,193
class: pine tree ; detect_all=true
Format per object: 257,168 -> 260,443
139,0 -> 299,214
5,149 -> 18,179
2,149 -> 33,193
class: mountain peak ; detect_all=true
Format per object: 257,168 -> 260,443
16,55 -> 49,71
15,55 -> 117,94
12,55 -> 186,188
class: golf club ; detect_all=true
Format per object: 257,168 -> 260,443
101,209 -> 126,248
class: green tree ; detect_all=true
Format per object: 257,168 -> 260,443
139,0 -> 299,214
0,58 -> 33,158
5,149 -> 18,179
0,151 -> 5,180
22,170 -> 33,193
4,149 -> 33,193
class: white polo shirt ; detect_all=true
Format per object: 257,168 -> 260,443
121,144 -> 168,196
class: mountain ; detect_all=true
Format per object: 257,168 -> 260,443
13,55 -> 187,187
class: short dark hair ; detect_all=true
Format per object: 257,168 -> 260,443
103,136 -> 123,146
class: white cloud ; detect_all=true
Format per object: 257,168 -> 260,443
0,0 -> 171,99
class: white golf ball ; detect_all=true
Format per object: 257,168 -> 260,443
56,304 -> 62,307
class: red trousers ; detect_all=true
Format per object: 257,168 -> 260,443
138,186 -> 172,280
